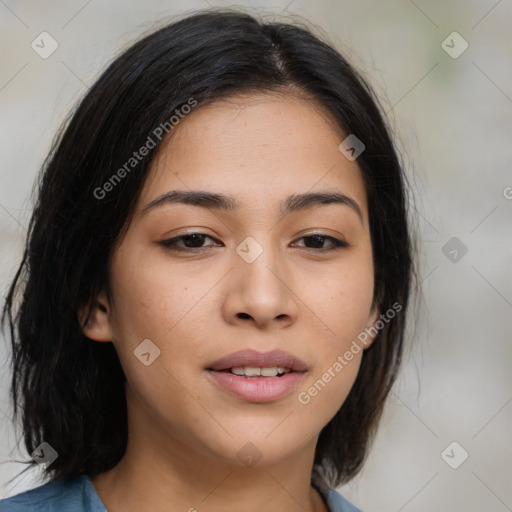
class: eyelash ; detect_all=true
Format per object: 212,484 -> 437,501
160,233 -> 349,253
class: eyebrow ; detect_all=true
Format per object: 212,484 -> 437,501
142,190 -> 363,223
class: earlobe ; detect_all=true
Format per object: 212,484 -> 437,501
362,307 -> 381,349
78,291 -> 113,342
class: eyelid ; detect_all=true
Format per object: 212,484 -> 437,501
291,234 -> 349,249
160,232 -> 219,249
159,231 -> 349,252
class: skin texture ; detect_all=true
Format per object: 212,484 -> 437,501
82,92 -> 379,512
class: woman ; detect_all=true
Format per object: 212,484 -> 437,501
1,9 -> 415,511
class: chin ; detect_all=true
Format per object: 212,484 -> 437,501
208,431 -> 314,468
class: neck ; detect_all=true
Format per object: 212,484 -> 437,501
91,399 -> 328,512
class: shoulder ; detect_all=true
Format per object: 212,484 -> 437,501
0,475 -> 107,512
312,472 -> 364,512
322,487 -> 364,512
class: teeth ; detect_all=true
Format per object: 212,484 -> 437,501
230,366 -> 291,377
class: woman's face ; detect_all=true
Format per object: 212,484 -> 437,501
93,93 -> 378,467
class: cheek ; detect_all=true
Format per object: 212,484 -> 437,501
293,260 -> 373,423
106,259 -> 206,429
108,248 -> 203,344
106,249 -> 216,405
295,351 -> 362,441
313,258 -> 375,343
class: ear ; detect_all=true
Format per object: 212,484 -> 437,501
78,290 -> 113,342
362,306 -> 381,349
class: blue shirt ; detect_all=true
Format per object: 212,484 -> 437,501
0,474 -> 363,512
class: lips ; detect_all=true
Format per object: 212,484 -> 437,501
206,349 -> 308,402
207,349 -> 308,373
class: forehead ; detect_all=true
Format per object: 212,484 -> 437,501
137,92 -> 369,221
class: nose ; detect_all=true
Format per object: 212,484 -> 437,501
221,238 -> 299,330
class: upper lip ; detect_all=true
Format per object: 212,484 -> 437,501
207,349 -> 308,372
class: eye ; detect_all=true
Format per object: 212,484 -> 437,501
160,233 -> 220,252
160,232 -> 348,253
291,234 -> 349,251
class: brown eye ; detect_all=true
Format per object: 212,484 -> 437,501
160,233 -> 220,251
292,234 -> 348,251
160,233 -> 348,253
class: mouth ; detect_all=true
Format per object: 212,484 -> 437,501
206,349 -> 308,402
212,366 -> 293,378
207,348 -> 308,373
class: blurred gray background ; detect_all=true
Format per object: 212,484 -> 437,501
1,1 -> 511,511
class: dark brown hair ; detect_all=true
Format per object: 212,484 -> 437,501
2,8 -> 416,487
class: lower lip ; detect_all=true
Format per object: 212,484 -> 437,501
206,370 -> 306,402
